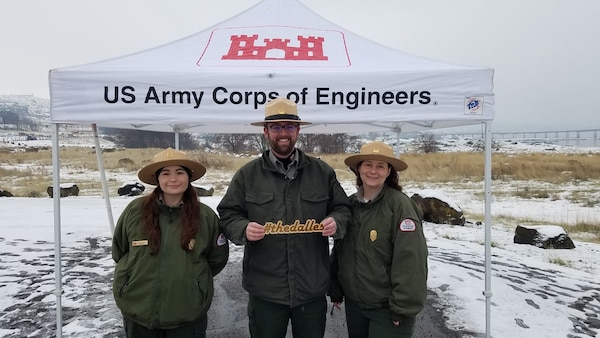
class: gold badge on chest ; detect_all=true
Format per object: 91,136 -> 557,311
369,230 -> 377,242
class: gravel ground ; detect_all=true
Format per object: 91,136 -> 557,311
207,255 -> 463,338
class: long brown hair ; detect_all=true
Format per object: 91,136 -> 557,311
141,184 -> 200,255
354,161 -> 403,192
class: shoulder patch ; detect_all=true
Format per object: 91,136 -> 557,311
216,233 -> 228,246
398,219 -> 416,232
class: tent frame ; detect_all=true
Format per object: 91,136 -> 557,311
51,122 -> 494,338
49,0 -> 495,335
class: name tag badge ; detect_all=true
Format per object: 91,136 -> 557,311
132,240 -> 149,247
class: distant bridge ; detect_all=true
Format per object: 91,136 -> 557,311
436,128 -> 600,147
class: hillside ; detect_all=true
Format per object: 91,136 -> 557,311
0,94 -> 50,124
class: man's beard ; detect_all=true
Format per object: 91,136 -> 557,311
269,136 -> 295,157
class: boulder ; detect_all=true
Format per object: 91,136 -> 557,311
194,186 -> 215,197
0,188 -> 13,197
47,184 -> 80,198
411,189 -> 465,225
514,225 -> 575,249
118,182 -> 145,196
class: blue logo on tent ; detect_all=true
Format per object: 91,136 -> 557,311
467,98 -> 480,111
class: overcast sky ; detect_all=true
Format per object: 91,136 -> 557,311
1,0 -> 599,132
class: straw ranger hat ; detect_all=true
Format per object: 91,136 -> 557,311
250,97 -> 312,126
344,141 -> 408,172
138,148 -> 206,185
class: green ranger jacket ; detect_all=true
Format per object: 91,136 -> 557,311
217,149 -> 351,307
112,197 -> 229,329
331,185 -> 428,319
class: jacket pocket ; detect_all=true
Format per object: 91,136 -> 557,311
300,191 -> 329,221
160,276 -> 210,325
118,269 -> 131,297
245,191 -> 274,220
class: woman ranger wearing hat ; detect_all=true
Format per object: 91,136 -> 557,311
112,148 -> 229,338
329,141 -> 428,338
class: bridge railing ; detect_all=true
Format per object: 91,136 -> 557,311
427,129 -> 600,147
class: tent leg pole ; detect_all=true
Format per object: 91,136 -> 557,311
92,124 -> 115,234
52,123 -> 63,338
484,122 -> 493,338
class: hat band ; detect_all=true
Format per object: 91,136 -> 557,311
264,114 -> 301,122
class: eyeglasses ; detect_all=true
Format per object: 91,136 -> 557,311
267,124 -> 299,133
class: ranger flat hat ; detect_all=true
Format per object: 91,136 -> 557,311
344,141 -> 408,172
137,148 -> 206,185
250,98 -> 312,126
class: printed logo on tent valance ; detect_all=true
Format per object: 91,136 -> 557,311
198,26 -> 350,67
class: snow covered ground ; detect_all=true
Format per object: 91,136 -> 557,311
1,137 -> 599,337
1,183 -> 600,337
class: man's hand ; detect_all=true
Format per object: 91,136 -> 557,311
321,217 -> 336,237
245,222 -> 265,241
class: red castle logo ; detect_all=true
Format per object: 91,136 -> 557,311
222,34 -> 328,61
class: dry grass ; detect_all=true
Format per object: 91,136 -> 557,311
0,147 -> 255,198
2,147 -> 599,192
1,147 -> 599,242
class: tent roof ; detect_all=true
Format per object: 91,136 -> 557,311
49,0 -> 494,134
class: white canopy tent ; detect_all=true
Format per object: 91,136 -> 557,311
48,0 -> 495,337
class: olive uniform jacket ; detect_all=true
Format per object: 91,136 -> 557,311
112,197 -> 229,329
217,149 -> 351,307
330,185 -> 428,320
